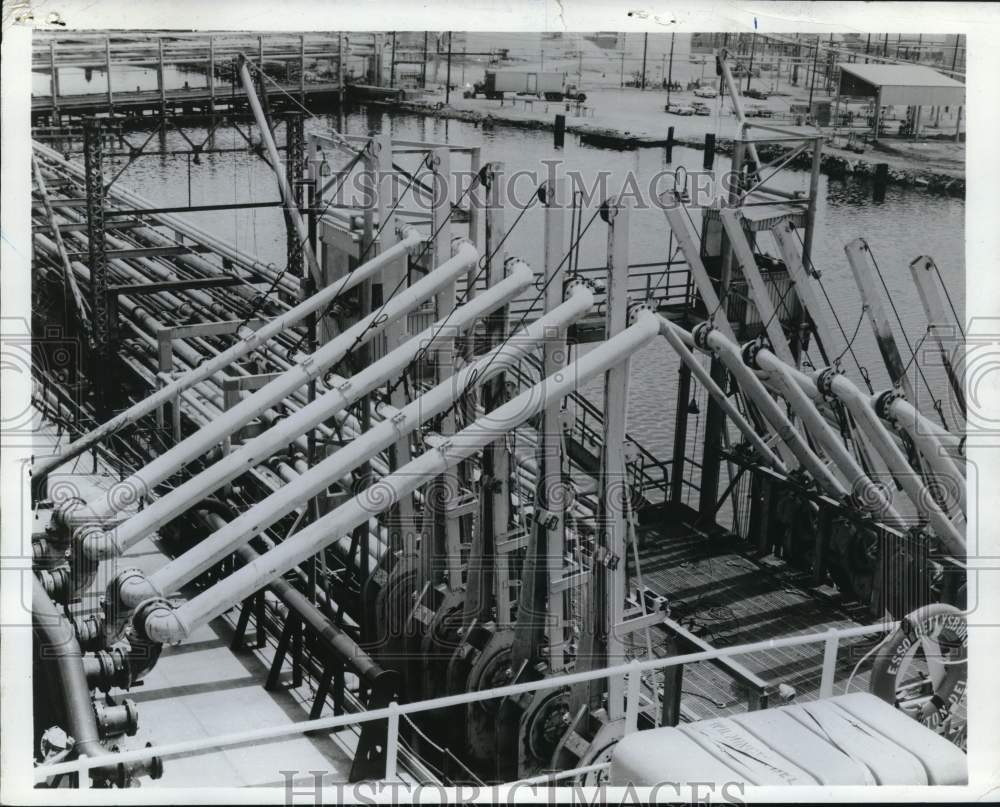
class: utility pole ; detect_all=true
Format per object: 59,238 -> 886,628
641,32 -> 648,89
951,35 -> 960,72
746,32 -> 757,93
621,33 -> 625,87
666,32 -> 675,104
808,36 -> 819,110
446,31 -> 453,104
883,33 -> 889,57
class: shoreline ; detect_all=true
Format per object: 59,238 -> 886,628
376,97 -> 966,198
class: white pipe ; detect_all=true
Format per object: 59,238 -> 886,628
95,260 -> 533,560
32,222 -> 424,486
753,349 -> 905,521
657,316 -> 786,473
74,240 -> 477,529
824,373 -> 966,558
141,308 -> 659,644
121,283 -> 595,607
700,326 -> 844,494
32,141 -> 295,294
237,56 -> 320,281
884,396 -> 966,517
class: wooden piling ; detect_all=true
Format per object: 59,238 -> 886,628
554,113 -> 566,148
703,133 -> 716,169
873,162 -> 889,202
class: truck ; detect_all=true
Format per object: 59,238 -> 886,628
472,70 -> 586,102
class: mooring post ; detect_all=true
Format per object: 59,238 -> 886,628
703,133 -> 716,169
554,113 -> 566,148
666,125 -> 674,163
873,162 -> 889,202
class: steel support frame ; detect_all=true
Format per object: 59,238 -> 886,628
83,118 -> 112,420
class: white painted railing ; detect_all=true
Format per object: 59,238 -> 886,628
34,619 -> 897,787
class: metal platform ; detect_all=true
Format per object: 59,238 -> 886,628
631,501 -> 878,721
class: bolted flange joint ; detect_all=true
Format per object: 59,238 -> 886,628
563,273 -> 597,298
692,321 -> 715,351
814,366 -> 841,398
627,299 -> 656,325
741,340 -> 764,370
94,698 -> 139,739
51,496 -> 86,534
76,523 -> 118,562
873,388 -> 904,421
130,596 -> 178,646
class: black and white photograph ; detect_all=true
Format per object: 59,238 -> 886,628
1,2 -> 998,803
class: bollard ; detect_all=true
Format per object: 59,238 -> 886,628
873,162 -> 889,202
666,125 -> 674,163
554,114 -> 566,148
703,133 -> 716,169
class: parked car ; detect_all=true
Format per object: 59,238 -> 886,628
692,86 -> 718,99
690,101 -> 712,116
743,88 -> 769,101
665,103 -> 695,116
745,104 -> 774,118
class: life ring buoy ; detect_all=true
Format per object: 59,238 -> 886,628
869,603 -> 967,748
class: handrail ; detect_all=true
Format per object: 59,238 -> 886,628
502,353 -> 670,504
34,619 -> 897,785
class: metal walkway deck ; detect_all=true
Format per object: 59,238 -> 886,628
631,502 -> 878,721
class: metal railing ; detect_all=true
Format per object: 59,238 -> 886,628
34,619 -> 897,787
502,351 -> 670,505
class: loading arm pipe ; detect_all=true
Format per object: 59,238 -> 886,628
819,370 -> 966,558
874,393 -> 967,520
735,335 -> 966,517
138,307 -> 659,644
119,281 -> 596,608
237,55 -> 321,282
696,324 -> 845,495
32,223 -> 425,488
32,576 -> 107,776
71,239 -> 477,530
33,141 -> 294,294
194,501 -> 394,692
32,156 -> 91,332
657,316 -> 787,473
93,259 -> 533,560
752,347 -> 904,524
